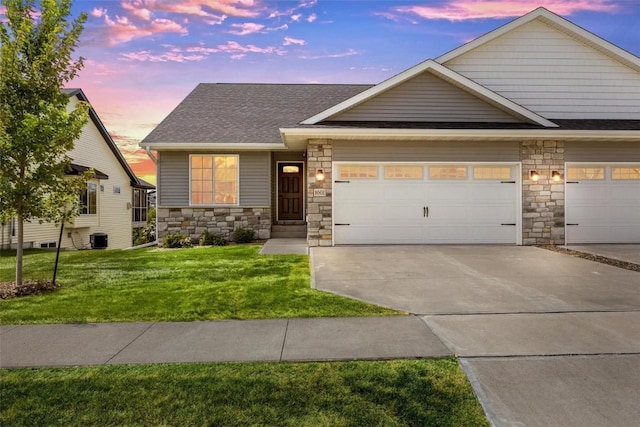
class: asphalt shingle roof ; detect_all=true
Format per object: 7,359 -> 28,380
142,83 -> 371,144
142,84 -> 640,146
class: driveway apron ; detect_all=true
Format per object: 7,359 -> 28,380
312,245 -> 640,427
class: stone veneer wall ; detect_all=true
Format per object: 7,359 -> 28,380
307,140 -> 333,247
521,140 -> 565,245
156,207 -> 271,243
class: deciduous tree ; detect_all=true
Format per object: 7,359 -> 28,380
0,0 -> 88,285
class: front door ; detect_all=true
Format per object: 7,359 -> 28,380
278,163 -> 304,221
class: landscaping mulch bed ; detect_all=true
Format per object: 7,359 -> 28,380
540,245 -> 640,273
0,280 -> 59,300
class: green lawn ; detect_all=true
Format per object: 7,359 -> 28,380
0,246 -> 398,324
0,359 -> 489,427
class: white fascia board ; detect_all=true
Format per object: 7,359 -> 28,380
139,142 -> 288,151
301,59 -> 556,128
280,127 -> 640,142
437,7 -> 640,72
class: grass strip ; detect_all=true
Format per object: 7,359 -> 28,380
0,246 -> 398,324
0,359 -> 488,427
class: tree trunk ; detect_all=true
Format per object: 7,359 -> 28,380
16,214 -> 24,286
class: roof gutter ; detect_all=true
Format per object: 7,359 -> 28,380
280,127 -> 640,143
140,142 -> 288,151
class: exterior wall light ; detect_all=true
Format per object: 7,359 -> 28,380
530,170 -> 539,181
552,171 -> 561,182
315,169 -> 325,181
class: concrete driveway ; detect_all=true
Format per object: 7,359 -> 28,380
311,245 -> 640,427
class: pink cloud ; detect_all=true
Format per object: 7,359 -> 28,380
121,1 -> 152,21
91,7 -> 107,18
120,48 -> 205,62
217,40 -> 286,56
392,0 -> 620,21
152,0 -> 260,19
300,48 -> 358,60
228,22 -> 264,35
283,36 -> 305,46
307,13 -> 317,23
96,10 -> 187,45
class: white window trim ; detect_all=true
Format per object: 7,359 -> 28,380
189,154 -> 240,206
80,181 -> 98,215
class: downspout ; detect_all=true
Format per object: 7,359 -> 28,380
145,147 -> 157,164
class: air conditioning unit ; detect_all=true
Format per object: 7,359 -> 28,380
90,233 -> 108,249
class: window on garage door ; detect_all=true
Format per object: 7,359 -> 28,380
567,167 -> 604,180
429,166 -> 467,180
384,166 -> 423,179
338,165 -> 378,179
473,166 -> 512,180
612,167 -> 640,180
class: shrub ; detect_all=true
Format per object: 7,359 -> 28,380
162,232 -> 193,248
199,230 -> 226,246
232,227 -> 255,243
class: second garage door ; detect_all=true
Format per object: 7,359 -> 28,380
565,164 -> 640,244
333,163 -> 519,245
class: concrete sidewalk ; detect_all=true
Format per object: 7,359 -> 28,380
0,316 -> 450,368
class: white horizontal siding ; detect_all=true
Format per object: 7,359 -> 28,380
329,72 -> 519,123
68,97 -> 134,249
11,97 -> 136,250
444,20 -> 640,119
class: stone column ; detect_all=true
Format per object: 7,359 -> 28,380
521,140 -> 565,245
307,140 -> 333,247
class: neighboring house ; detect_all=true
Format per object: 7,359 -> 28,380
1,89 -> 154,250
141,7 -> 639,247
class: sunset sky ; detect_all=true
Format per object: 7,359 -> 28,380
5,1 -> 640,185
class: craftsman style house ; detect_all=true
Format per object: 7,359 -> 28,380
141,8 -> 640,246
1,89 -> 154,250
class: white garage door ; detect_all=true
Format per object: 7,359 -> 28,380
565,164 -> 640,244
333,163 -> 519,244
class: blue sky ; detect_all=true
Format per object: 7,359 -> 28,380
5,1 -> 640,183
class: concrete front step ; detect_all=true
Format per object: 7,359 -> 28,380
271,224 -> 307,238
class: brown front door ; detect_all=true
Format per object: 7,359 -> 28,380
278,163 -> 304,220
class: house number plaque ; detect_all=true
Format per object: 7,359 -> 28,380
313,189 -> 326,197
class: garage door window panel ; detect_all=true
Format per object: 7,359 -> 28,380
339,165 -> 378,179
384,166 -> 423,180
429,167 -> 467,180
567,167 -> 604,180
473,167 -> 511,180
612,167 -> 640,180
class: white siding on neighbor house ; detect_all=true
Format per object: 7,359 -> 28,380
328,72 -> 519,123
12,97 -> 135,250
158,151 -> 270,207
443,19 -> 640,120
333,140 -> 520,162
68,96 -> 134,249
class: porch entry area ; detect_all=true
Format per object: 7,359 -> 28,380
277,162 -> 304,221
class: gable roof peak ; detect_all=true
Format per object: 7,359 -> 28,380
301,59 -> 556,127
436,6 -> 640,72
